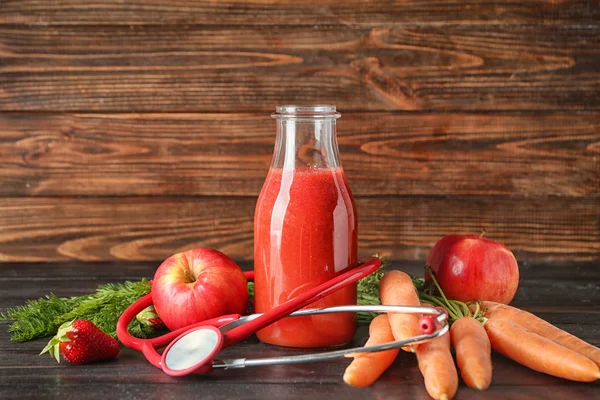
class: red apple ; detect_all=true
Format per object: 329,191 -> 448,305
426,234 -> 519,304
152,248 -> 248,331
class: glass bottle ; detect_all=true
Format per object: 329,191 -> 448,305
254,105 -> 358,348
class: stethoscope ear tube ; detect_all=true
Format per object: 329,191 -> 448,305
210,304 -> 448,370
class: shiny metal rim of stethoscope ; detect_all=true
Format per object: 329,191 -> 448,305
211,304 -> 449,370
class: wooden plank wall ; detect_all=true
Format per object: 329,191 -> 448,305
0,1 -> 598,264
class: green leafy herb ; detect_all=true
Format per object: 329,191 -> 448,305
1,279 -> 153,342
356,256 -> 389,323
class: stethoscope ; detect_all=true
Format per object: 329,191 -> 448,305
117,258 -> 449,376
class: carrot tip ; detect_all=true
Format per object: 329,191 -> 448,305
438,394 -> 449,400
343,374 -> 369,388
401,345 -> 415,353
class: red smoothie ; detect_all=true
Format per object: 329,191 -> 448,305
254,166 -> 358,348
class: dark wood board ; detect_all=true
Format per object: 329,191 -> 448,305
2,260 -> 598,318
1,26 -> 599,112
1,0 -> 598,26
0,260 -> 598,400
0,196 -> 597,263
1,112 -> 598,198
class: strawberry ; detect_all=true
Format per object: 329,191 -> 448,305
41,320 -> 119,364
135,305 -> 165,329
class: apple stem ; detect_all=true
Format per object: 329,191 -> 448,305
479,229 -> 487,239
183,269 -> 196,284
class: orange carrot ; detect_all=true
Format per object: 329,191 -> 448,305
450,316 -> 492,390
484,316 -> 600,382
481,301 -> 600,368
416,329 -> 458,400
379,270 -> 421,352
343,314 -> 399,387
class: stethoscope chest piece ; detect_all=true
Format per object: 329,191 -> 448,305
161,326 -> 223,376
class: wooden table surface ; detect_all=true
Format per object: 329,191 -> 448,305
1,260 -> 598,399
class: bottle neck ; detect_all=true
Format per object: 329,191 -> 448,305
271,118 -> 341,170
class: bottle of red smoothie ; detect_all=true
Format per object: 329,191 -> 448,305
254,105 -> 358,348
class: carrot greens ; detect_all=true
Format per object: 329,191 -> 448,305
1,279 -> 153,342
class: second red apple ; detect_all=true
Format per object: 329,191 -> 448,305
426,234 -> 519,304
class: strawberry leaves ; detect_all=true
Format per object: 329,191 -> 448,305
40,320 -> 74,363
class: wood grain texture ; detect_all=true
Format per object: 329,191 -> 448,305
0,196 -> 596,263
1,382 -> 599,400
2,260 -> 598,313
2,337 -> 600,383
1,0 -> 599,26
1,26 -> 598,111
1,112 -> 598,198
0,261 -> 596,312
0,2 -> 598,268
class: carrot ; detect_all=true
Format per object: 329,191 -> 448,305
450,316 -> 492,390
484,316 -> 600,382
379,270 -> 421,352
416,328 -> 458,400
343,314 -> 399,387
481,301 -> 600,368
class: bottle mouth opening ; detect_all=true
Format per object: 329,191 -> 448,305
272,105 -> 341,119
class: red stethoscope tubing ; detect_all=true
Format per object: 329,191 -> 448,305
117,258 -> 380,372
117,270 -> 254,369
221,258 -> 380,347
116,293 -> 242,369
